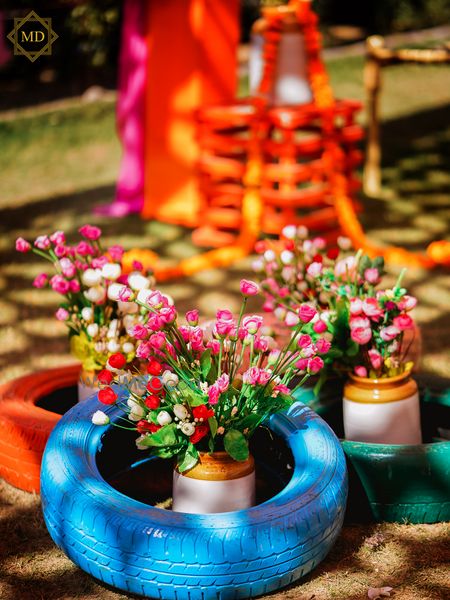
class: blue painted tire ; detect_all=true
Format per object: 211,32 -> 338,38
41,394 -> 347,600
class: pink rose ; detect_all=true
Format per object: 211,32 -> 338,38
206,339 -> 220,354
16,237 -> 31,253
242,315 -> 263,334
349,298 -> 363,315
298,334 -> 312,349
208,384 -> 220,405
306,261 -> 323,278
34,235 -> 51,250
254,336 -> 270,353
33,273 -> 48,288
79,224 -> 102,240
368,349 -> 382,370
147,314 -> 164,332
298,304 -> 317,323
136,341 -> 151,359
257,369 -> 272,385
285,312 -> 300,327
354,366 -> 368,377
160,306 -> 177,324
300,345 -> 315,358
216,373 -> 229,393
334,256 -> 357,280
50,275 -> 70,295
308,356 -> 324,374
215,320 -> 232,337
350,316 -> 371,330
240,279 -> 260,296
54,245 -> 67,258
190,327 -> 204,350
91,256 -> 109,269
380,326 -> 400,342
118,286 -> 133,302
50,231 -> 66,245
75,241 -> 95,256
274,384 -> 290,395
149,332 -> 166,350
178,326 -> 191,342
398,295 -> 417,312
295,358 -> 309,371
364,268 -> 380,284
131,324 -> 149,340
315,338 -> 331,354
313,320 -> 327,334
216,309 -> 234,322
393,314 -> 414,331
59,258 -> 76,278
262,299 -> 275,312
70,279 -> 80,293
186,310 -> 199,326
146,291 -> 163,308
108,245 -> 125,262
362,297 -> 383,321
243,366 -> 260,385
132,260 -> 143,272
351,327 -> 372,345
55,308 -> 69,321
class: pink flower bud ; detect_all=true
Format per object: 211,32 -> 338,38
354,366 -> 368,377
364,268 -> 380,284
50,231 -> 66,245
313,320 -> 327,334
393,314 -> 414,331
285,312 -> 300,327
380,326 -> 400,342
15,237 -> 31,253
308,356 -> 324,374
351,327 -> 372,345
298,304 -> 317,323
298,334 -> 312,349
79,224 -> 102,240
240,279 -> 260,296
186,310 -> 199,325
55,308 -> 69,321
33,273 -> 48,288
34,235 -> 51,250
315,338 -> 331,354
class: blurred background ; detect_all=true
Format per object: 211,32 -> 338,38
0,0 -> 449,383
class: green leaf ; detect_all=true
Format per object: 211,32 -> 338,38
150,445 -> 181,459
346,339 -> 360,357
200,349 -> 212,378
141,423 -> 178,448
235,413 -> 260,431
224,429 -> 249,461
208,416 -> 218,438
177,443 -> 199,472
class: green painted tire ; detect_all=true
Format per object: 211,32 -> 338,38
294,374 -> 450,524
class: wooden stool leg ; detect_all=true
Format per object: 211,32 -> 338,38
363,37 -> 383,197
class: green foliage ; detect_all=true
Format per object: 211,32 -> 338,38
224,429 -> 249,462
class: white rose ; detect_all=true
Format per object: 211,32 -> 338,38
281,225 -> 297,239
107,283 -> 126,301
136,289 -> 153,305
122,314 -> 137,330
161,370 -> 179,387
86,323 -> 99,338
107,319 -> 119,338
107,340 -> 121,353
92,410 -> 109,425
122,342 -> 134,354
128,271 -> 150,291
162,293 -> 174,306
264,249 -> 276,262
82,268 -> 103,287
173,404 -> 189,420
102,263 -> 121,281
84,285 -> 106,304
157,410 -> 172,426
81,307 -> 93,322
274,307 -> 286,320
135,434 -> 149,450
117,300 -> 139,314
127,398 -> 145,421
180,422 -> 196,436
129,377 -> 147,396
252,258 -> 264,272
280,250 -> 294,265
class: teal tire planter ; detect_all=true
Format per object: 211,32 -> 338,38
294,374 -> 450,524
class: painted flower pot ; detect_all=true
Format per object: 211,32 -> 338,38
172,451 -> 256,513
294,373 -> 450,523
343,371 -> 421,445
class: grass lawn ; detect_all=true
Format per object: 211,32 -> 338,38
0,51 -> 449,600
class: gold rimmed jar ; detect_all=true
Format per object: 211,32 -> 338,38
343,370 -> 421,444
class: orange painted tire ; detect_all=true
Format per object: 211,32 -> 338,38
0,364 -> 80,492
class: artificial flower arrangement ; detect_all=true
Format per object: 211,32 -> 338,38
92,279 -> 331,474
253,225 -> 417,380
253,225 -> 421,444
15,225 -> 155,373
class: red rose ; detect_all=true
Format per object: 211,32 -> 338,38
145,395 -> 160,409
192,404 -> 215,421
284,240 -> 295,251
147,360 -> 162,376
97,369 -> 113,385
190,424 -> 209,445
327,248 -> 339,260
147,377 -> 163,394
148,423 -> 161,433
98,387 -> 117,405
136,420 -> 153,433
312,254 -> 323,263
108,353 -> 126,369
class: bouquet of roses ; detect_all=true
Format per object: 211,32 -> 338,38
92,279 -> 331,472
15,225 -> 155,371
253,225 -> 417,379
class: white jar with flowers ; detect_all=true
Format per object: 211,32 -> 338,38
91,279 -> 331,514
16,225 -> 156,402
